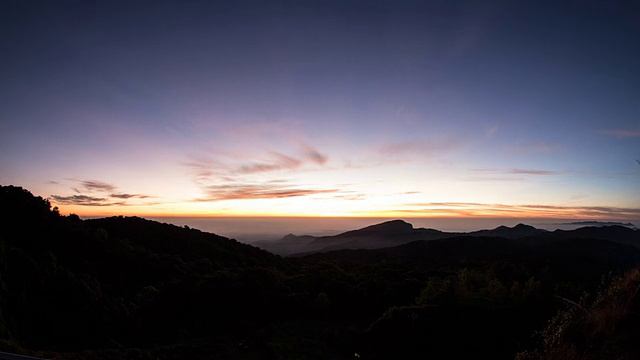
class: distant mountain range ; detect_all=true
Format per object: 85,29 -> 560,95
558,220 -> 637,228
254,219 -> 640,256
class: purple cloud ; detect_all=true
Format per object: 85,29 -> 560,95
198,183 -> 338,201
302,145 -> 328,165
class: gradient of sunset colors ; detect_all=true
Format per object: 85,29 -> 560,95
1,0 -> 639,221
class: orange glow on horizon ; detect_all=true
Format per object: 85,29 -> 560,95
54,202 -> 640,221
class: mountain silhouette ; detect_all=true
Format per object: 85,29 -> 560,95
253,233 -> 318,255
546,225 -> 640,246
338,219 -> 415,235
273,220 -> 638,256
562,220 -> 636,228
3,185 -> 640,359
468,223 -> 547,238
302,220 -> 448,253
268,220 -> 640,256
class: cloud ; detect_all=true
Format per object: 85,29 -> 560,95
187,144 -> 330,179
463,177 -> 525,182
509,142 -> 562,154
236,152 -> 302,174
50,195 -> 119,206
401,202 -> 640,219
80,180 -> 117,192
50,179 -> 156,207
110,193 -> 152,199
473,168 -> 562,176
331,191 -> 367,200
510,169 -> 561,175
302,145 -> 328,165
183,158 -> 226,183
603,130 -> 640,138
197,183 -> 338,201
185,143 -> 334,201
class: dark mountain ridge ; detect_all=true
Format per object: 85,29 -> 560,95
303,219 -> 448,253
267,219 -> 639,256
302,233 -> 640,268
468,223 -> 547,239
2,185 -> 640,360
562,220 -> 636,227
0,185 -> 292,357
333,219 -> 415,236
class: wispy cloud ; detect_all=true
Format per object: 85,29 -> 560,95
400,202 -> 640,219
51,195 -> 123,207
331,192 -> 367,200
197,183 -> 337,201
472,168 -> 564,175
80,180 -> 117,192
236,152 -> 302,174
473,168 -> 563,176
50,180 -> 156,207
509,142 -> 563,153
187,144 -> 329,179
110,193 -> 152,199
183,158 -> 227,183
463,177 -> 525,182
186,143 -> 335,202
302,145 -> 328,165
603,129 -> 640,138
510,169 -> 561,175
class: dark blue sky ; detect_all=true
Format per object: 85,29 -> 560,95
1,0 -> 639,219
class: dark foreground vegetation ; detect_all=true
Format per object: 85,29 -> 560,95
1,185 -> 639,359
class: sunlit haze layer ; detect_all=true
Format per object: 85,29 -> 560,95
142,217 -> 636,243
1,1 -> 639,221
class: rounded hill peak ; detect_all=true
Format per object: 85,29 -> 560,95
361,220 -> 414,233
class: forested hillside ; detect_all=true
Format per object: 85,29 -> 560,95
1,185 -> 639,359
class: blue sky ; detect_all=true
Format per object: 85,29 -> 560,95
1,0 -> 639,219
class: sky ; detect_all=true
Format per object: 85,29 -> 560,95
1,0 -> 639,221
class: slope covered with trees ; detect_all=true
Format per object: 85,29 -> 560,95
0,185 -> 639,359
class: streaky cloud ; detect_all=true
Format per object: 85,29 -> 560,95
603,129 -> 640,138
51,195 -> 113,206
463,177 -> 525,182
186,144 -> 333,202
301,145 -> 328,165
51,180 -> 156,207
80,180 -> 117,192
473,168 -> 562,176
110,193 -> 152,199
509,141 -> 562,153
332,192 -> 366,200
401,202 -> 640,219
510,169 -> 561,175
51,193 -> 159,207
197,184 -> 337,201
236,152 -> 302,174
